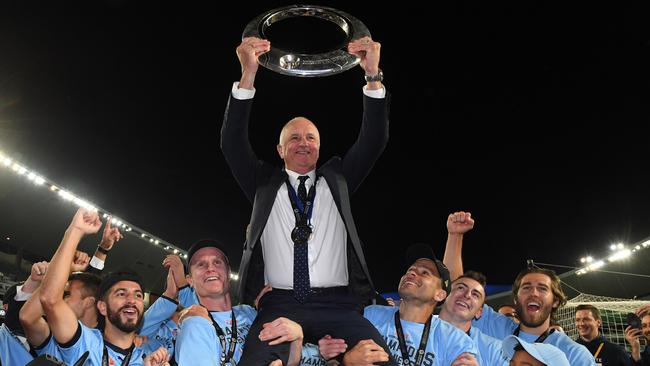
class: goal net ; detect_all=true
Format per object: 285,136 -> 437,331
556,293 -> 650,349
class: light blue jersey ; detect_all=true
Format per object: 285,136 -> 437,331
468,326 -> 509,366
58,322 -> 144,366
175,287 -> 327,366
0,323 -> 34,366
175,304 -> 256,365
364,305 -> 477,366
34,333 -> 64,360
472,304 -> 596,366
140,296 -> 179,357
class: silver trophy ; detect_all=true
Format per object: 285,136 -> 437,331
242,5 -> 371,77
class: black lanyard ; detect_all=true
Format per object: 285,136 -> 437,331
513,325 -> 554,343
285,177 -> 317,224
102,344 -> 134,366
394,311 -> 432,366
209,310 -> 238,365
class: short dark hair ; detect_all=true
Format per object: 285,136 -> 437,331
575,304 -> 601,321
456,270 -> 487,288
98,269 -> 143,301
68,272 -> 102,299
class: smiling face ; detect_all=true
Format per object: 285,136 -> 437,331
187,247 -> 231,298
277,117 -> 320,174
398,259 -> 446,304
575,309 -> 600,341
98,280 -> 144,334
442,277 -> 485,322
642,314 -> 650,341
515,273 -> 558,329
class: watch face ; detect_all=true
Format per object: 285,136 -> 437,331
365,71 -> 383,82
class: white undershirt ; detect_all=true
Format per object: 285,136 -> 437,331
261,169 -> 349,289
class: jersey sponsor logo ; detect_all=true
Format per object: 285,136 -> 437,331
383,335 -> 436,366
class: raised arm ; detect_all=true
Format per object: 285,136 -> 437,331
442,211 -> 474,280
87,215 -> 122,272
18,261 -> 50,347
39,208 -> 101,344
237,37 -> 270,90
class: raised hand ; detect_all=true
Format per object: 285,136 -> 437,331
347,36 -> 381,76
259,317 -> 303,346
162,254 -> 188,288
447,211 -> 474,235
237,37 -> 271,77
162,267 -> 179,300
100,215 -> 123,251
68,208 -> 102,235
318,335 -> 347,360
30,261 -> 49,282
70,251 -> 90,272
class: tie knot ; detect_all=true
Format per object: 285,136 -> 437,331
298,175 -> 309,184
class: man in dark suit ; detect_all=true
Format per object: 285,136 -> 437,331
220,35 -> 394,365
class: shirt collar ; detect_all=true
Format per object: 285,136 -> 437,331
285,169 -> 316,188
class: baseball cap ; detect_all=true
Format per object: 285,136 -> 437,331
404,243 -> 451,295
98,269 -> 144,299
186,239 -> 230,268
502,335 -> 570,366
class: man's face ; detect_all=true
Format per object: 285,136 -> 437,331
443,277 -> 485,322
187,247 -> 230,298
100,280 -> 144,333
515,273 -> 558,328
63,280 -> 89,319
575,309 -> 600,341
499,305 -> 520,324
509,350 -> 545,366
398,259 -> 444,303
642,315 -> 650,341
277,118 -> 320,174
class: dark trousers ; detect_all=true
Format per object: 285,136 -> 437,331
238,289 -> 396,365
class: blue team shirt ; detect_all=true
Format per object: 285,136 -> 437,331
364,305 -> 478,366
139,296 -> 179,357
472,304 -> 596,366
175,304 -> 256,366
175,287 -> 326,366
0,323 -> 34,366
58,322 -> 144,366
468,326 -> 509,366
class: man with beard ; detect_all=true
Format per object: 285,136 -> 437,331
625,307 -> 650,365
40,208 -> 163,365
574,304 -> 630,365
469,268 -> 595,365
438,271 -> 509,366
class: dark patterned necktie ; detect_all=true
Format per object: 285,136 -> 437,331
293,175 -> 310,302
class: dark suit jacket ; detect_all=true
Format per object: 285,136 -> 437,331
220,92 -> 390,306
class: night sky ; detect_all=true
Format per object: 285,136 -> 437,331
1,1 -> 649,294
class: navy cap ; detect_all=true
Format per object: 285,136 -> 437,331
98,269 -> 143,299
186,239 -> 230,269
404,243 -> 451,295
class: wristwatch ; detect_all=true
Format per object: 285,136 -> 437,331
364,69 -> 383,82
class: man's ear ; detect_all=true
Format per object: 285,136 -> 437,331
83,296 -> 97,310
97,300 -> 107,317
433,289 -> 447,303
277,144 -> 284,159
186,274 -> 194,288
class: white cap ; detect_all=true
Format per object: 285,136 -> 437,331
502,335 -> 570,366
